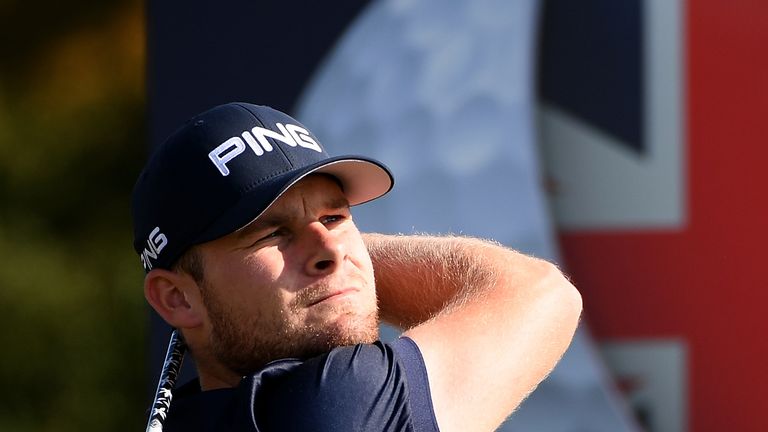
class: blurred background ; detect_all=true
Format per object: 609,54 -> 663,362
2,0 -> 767,431
0,0 -> 146,430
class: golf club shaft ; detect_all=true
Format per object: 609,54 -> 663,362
146,329 -> 186,432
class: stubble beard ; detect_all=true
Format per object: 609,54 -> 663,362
201,284 -> 380,376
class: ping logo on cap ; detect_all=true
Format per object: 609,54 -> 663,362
208,123 -> 322,176
140,227 -> 168,271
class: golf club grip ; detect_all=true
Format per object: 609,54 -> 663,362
146,329 -> 186,432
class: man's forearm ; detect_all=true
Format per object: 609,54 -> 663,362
365,233 -> 521,329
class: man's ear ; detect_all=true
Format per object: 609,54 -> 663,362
144,268 -> 205,329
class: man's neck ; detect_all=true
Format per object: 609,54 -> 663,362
197,364 -> 241,391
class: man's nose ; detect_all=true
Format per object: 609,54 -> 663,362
303,222 -> 345,275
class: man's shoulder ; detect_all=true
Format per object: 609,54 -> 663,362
164,338 -> 438,432
251,338 -> 429,430
252,340 -> 406,407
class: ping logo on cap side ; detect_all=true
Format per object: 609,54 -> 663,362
208,123 -> 322,176
140,227 -> 168,271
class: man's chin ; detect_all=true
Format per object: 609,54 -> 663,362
210,310 -> 379,376
309,312 -> 380,350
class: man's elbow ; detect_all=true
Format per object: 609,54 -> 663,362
552,263 -> 582,318
540,261 -> 583,341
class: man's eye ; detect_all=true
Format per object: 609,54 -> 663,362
322,215 -> 345,225
261,230 -> 282,240
251,229 -> 282,246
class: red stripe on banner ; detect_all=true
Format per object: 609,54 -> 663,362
559,2 -> 768,431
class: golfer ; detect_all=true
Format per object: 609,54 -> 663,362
132,102 -> 582,431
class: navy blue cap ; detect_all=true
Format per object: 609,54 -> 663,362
131,102 -> 393,273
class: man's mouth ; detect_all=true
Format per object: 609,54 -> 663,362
307,288 -> 358,307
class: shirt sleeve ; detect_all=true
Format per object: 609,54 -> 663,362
391,337 -> 440,432
245,338 -> 439,432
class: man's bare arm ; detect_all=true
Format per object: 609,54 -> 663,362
364,233 -> 582,432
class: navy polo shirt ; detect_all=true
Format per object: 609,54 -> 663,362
162,337 -> 439,431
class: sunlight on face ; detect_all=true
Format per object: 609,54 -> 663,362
197,175 -> 379,374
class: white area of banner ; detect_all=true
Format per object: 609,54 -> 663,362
602,340 -> 688,432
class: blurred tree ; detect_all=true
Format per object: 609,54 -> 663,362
0,0 -> 147,430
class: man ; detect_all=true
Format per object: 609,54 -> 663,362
132,102 -> 582,431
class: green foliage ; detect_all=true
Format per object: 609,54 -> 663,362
0,1 -> 148,430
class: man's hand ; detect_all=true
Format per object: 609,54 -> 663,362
365,234 -> 582,432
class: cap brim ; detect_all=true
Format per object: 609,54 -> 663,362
193,156 -> 393,245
